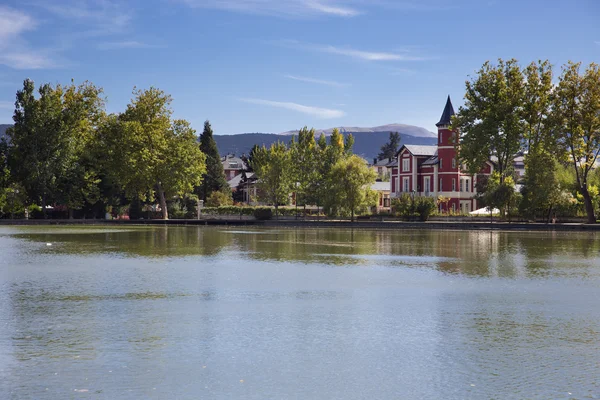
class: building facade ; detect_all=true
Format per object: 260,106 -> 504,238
390,96 -> 493,213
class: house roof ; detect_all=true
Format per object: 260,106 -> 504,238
397,144 -> 437,157
227,171 -> 256,188
372,157 -> 397,167
221,154 -> 247,170
436,95 -> 455,127
422,154 -> 439,166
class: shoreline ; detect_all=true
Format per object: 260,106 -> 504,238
1,218 -> 600,231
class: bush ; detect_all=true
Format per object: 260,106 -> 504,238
253,207 -> 273,220
206,190 -> 233,207
391,194 -> 436,221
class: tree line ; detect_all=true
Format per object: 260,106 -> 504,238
454,59 -> 600,223
248,127 -> 377,221
0,80 -> 238,220
0,79 -> 379,220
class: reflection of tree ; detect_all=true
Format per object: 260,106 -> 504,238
16,226 -> 233,258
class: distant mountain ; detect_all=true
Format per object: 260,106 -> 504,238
279,123 -> 436,138
214,126 -> 437,160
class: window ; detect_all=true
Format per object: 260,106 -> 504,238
403,177 -> 409,192
439,178 -> 443,192
452,158 -> 456,169
402,158 -> 410,172
439,158 -> 442,170
384,198 -> 390,207
229,162 -> 239,169
452,203 -> 456,212
395,178 -> 399,193
465,179 -> 470,192
452,178 -> 456,191
424,177 -> 430,194
459,179 -> 463,192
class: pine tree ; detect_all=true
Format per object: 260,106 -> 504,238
378,132 -> 401,160
198,120 -> 228,202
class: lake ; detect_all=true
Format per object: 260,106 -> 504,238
1,225 -> 599,399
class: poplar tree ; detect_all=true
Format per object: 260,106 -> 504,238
198,120 -> 228,202
329,155 -> 377,221
251,141 -> 292,217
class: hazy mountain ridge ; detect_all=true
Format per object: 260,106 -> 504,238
279,123 -> 435,138
214,131 -> 436,160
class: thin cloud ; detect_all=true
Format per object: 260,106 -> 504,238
0,100 -> 13,109
33,0 -> 132,35
180,0 -> 361,18
285,74 -> 349,88
274,40 -> 425,62
98,41 -> 163,50
0,7 -> 56,69
596,41 -> 600,45
239,98 -> 345,119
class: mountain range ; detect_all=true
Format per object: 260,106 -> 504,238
216,124 -> 436,160
0,123 -> 438,160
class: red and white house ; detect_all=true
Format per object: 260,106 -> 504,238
391,96 -> 494,213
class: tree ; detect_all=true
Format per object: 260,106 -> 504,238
519,153 -> 562,221
290,127 -> 319,209
7,80 -> 65,217
329,155 -> 377,221
198,120 -> 228,202
553,62 -> 600,224
251,141 -> 292,217
478,172 -> 518,219
321,128 -> 347,216
101,87 -> 206,220
378,131 -> 401,160
453,59 -> 525,181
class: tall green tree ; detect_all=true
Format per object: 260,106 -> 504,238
198,120 -> 228,202
8,80 -> 69,216
101,87 -> 206,220
329,155 -> 377,221
378,131 -> 401,160
553,62 -> 600,223
321,128 -> 347,215
251,141 -> 292,216
290,127 -> 319,209
453,59 -> 525,181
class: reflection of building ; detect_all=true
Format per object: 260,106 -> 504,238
390,97 -> 494,213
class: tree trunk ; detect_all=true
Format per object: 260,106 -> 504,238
157,182 -> 169,220
68,208 -> 74,220
580,185 -> 596,224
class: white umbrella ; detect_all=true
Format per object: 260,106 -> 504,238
469,207 -> 499,215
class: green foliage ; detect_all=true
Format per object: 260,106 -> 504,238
519,152 -> 562,220
198,120 -> 228,201
391,194 -> 436,221
206,190 -> 233,207
290,127 -> 320,207
250,141 -> 292,212
100,87 -> 207,220
479,172 -> 519,219
378,131 -> 401,160
253,207 -> 273,220
328,155 -> 377,221
453,59 -> 528,180
553,62 -> 600,223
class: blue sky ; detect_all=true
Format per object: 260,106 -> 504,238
0,0 -> 598,134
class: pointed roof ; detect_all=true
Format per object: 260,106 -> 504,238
436,95 -> 455,127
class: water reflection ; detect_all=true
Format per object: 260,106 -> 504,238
2,226 -> 600,399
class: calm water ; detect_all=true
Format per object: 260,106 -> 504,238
1,226 -> 600,400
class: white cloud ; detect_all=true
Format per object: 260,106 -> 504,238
274,40 -> 425,62
33,0 -> 132,35
285,74 -> 349,88
98,41 -> 162,50
0,7 -> 56,69
0,6 -> 35,42
180,0 -> 361,18
239,98 -> 345,119
320,45 -> 423,61
0,100 -> 13,109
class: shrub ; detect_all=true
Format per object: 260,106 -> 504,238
391,194 -> 436,221
206,190 -> 234,207
253,207 -> 273,220
414,197 -> 436,221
